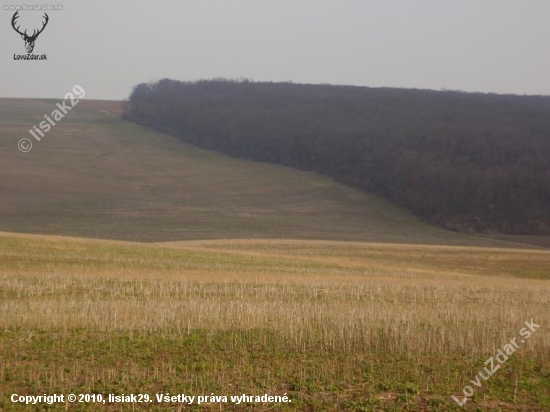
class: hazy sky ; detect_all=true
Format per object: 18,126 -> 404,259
2,0 -> 550,100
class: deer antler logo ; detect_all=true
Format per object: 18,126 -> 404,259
11,11 -> 49,54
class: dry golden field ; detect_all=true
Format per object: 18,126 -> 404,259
1,232 -> 549,411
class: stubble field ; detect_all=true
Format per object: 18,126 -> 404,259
1,232 -> 549,411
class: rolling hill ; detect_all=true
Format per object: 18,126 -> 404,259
123,80 -> 550,237
0,98 -> 544,247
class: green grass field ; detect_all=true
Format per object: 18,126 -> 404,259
0,100 -> 549,411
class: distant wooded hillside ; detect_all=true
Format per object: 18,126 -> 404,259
123,79 -> 550,235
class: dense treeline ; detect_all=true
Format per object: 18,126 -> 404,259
123,79 -> 550,235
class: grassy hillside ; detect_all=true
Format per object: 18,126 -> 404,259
123,79 -> 550,235
1,232 -> 549,411
0,98 -> 532,247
